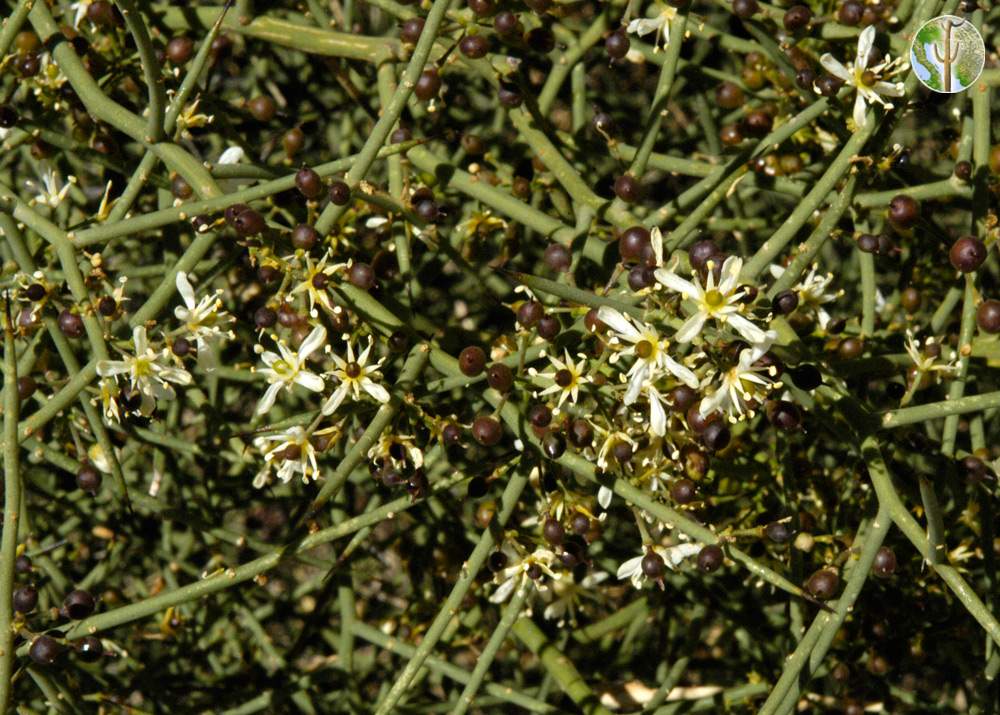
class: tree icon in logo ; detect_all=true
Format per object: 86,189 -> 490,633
910,15 -> 985,94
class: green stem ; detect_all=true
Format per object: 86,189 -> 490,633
314,0 -> 452,235
512,618 -> 614,715
373,469 -> 529,714
0,298 -> 21,712
452,580 -> 530,715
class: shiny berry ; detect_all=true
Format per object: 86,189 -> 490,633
166,36 -> 195,64
716,82 -> 744,109
58,310 -> 85,338
233,209 -> 266,237
348,262 -> 375,290
767,400 -> 801,430
641,551 -> 665,578
605,30 -> 630,60
414,69 -> 442,101
732,0 -> 759,18
697,545 -> 724,573
472,416 -> 502,446
254,306 -> 277,329
400,18 -> 424,43
838,0 -> 863,25
329,180 -> 351,205
950,236 -> 987,272
459,346 -> 487,376
619,226 -> 651,262
872,546 -> 896,577
670,478 -> 696,504
247,95 -> 277,122
291,224 -> 318,250
29,636 -> 61,666
13,586 -> 38,613
977,300 -> 1000,333
568,419 -> 593,448
63,589 -> 95,619
459,35 -> 489,59
517,301 -> 544,328
783,5 -> 812,31
888,194 -> 919,230
815,75 -> 843,96
766,521 -> 792,543
774,290 -> 799,315
543,244 -> 571,272
76,636 -> 103,662
701,421 -> 730,451
543,517 -> 565,545
487,363 -> 514,392
295,166 -> 324,199
614,174 -> 641,203
806,568 -> 839,599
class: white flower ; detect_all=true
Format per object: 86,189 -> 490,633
217,146 -> 245,165
698,343 -> 779,421
626,5 -> 678,52
174,272 -> 235,369
25,164 -> 75,208
818,25 -> 906,128
904,331 -> 958,378
597,307 -> 699,403
490,546 -> 560,604
656,255 -> 773,345
543,571 -> 608,626
252,426 -> 321,488
617,542 -> 701,589
320,336 -> 390,416
254,325 -> 327,415
96,326 -> 192,416
287,252 -> 344,318
768,263 -> 840,330
531,350 -> 588,413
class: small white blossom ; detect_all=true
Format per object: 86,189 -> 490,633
617,542 -> 701,589
698,343 -> 779,421
530,350 -> 588,413
768,263 -> 841,330
656,255 -> 773,345
174,271 -> 235,369
626,5 -> 678,53
96,326 -> 192,416
288,252 -> 344,318
543,571 -> 608,626
254,325 -> 327,415
321,336 -> 390,416
25,164 -> 75,208
490,546 -> 560,604
252,426 -> 321,488
818,25 -> 906,129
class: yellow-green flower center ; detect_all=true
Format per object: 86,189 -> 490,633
704,289 -> 726,309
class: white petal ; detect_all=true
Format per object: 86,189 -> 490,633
217,146 -> 245,165
175,271 -> 197,309
490,576 -> 517,603
654,269 -> 699,298
856,25 -> 875,70
675,312 -> 707,343
158,367 -> 192,385
598,485 -> 613,509
617,556 -> 643,581
873,81 -> 904,97
597,307 -> 640,341
726,313 -> 767,344
96,360 -> 129,377
321,384 -> 348,416
664,543 -> 701,567
256,382 -> 283,415
664,355 -> 699,388
295,370 -> 325,393
768,264 -> 786,279
649,393 -> 666,436
698,390 -> 727,418
650,227 -> 663,267
624,366 -> 646,406
363,380 -> 390,403
132,326 -> 148,354
852,93 -> 868,129
819,54 -> 852,82
298,325 -> 328,361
